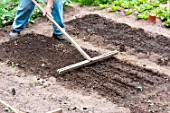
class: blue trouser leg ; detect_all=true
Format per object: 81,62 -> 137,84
12,0 -> 65,35
52,0 -> 65,35
12,0 -> 35,32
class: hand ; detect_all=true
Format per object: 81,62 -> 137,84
43,6 -> 53,19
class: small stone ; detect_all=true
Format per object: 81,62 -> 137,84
41,63 -> 45,67
72,107 -> 77,110
119,45 -> 126,52
37,78 -> 40,81
11,88 -> 16,95
83,107 -> 87,111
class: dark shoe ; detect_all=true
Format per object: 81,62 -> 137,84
52,33 -> 71,44
9,30 -> 20,40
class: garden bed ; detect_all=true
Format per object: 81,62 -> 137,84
66,14 -> 170,65
0,26 -> 169,113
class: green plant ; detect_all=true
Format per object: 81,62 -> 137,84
135,5 -> 144,13
78,0 -> 94,6
153,7 -> 164,17
165,18 -> 170,26
125,9 -> 133,15
109,4 -> 120,12
130,0 -> 141,6
113,0 -> 123,6
151,1 -> 160,7
29,7 -> 43,23
96,0 -> 112,4
143,3 -> 153,10
158,0 -> 168,4
0,0 -> 19,27
121,1 -> 130,9
137,0 -> 147,3
155,7 -> 170,20
10,63 -> 16,69
99,4 -> 108,9
63,0 -> 72,6
136,10 -> 149,19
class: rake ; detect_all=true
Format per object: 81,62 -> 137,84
32,0 -> 118,74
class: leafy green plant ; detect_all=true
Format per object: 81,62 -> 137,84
10,63 -> 16,69
29,7 -> 43,23
151,1 -> 160,7
99,4 -> 108,9
0,0 -> 19,27
121,3 -> 129,9
130,0 -> 141,6
154,7 -> 170,20
0,0 -> 47,27
73,0 -> 112,6
137,0 -> 147,4
78,0 -> 94,6
63,0 -> 72,6
109,4 -> 120,12
121,1 -> 130,9
158,0 -> 168,4
135,5 -> 144,13
153,7 -> 164,17
165,18 -> 170,27
136,10 -> 149,19
113,0 -> 123,6
95,0 -> 112,4
143,3 -> 153,10
125,9 -> 133,15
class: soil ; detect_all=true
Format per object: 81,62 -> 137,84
0,34 -> 97,78
66,14 -> 170,66
0,33 -> 169,113
0,29 -> 9,43
0,4 -> 170,113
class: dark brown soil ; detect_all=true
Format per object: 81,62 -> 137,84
66,14 -> 170,65
0,34 -> 97,78
59,58 -> 170,113
0,32 -> 169,113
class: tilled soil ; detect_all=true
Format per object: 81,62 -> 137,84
0,34 -> 98,78
0,33 -> 169,113
66,14 -> 170,65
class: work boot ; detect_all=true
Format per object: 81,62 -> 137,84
52,33 -> 71,44
9,30 -> 20,40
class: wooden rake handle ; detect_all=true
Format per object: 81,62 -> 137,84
32,0 -> 92,60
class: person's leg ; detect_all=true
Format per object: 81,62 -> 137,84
52,0 -> 65,35
12,0 -> 35,32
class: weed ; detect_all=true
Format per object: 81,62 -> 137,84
10,63 -> 15,69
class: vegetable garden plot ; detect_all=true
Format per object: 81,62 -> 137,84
0,33 -> 169,112
66,14 -> 170,65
